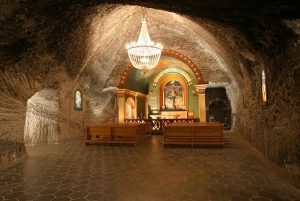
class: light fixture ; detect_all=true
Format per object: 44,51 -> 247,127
126,7 -> 163,73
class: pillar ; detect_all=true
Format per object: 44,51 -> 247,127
145,98 -> 149,119
134,93 -> 138,119
195,84 -> 209,122
117,93 -> 125,123
145,91 -> 152,119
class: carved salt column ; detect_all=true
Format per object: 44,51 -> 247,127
115,90 -> 126,123
195,84 -> 209,122
145,98 -> 149,119
145,91 -> 152,119
134,93 -> 138,119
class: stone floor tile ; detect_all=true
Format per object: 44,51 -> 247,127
17,193 -> 39,201
190,193 -> 209,201
230,195 -> 251,201
200,187 -> 219,195
171,191 -> 191,200
210,195 -> 230,201
0,134 -> 299,201
24,186 -> 45,194
54,189 -> 74,197
39,188 -> 59,195
219,188 -> 238,197
101,194 -> 122,201
244,184 -> 263,191
250,197 -> 271,201
3,192 -> 25,200
209,182 -> 227,189
85,192 -> 106,200
69,191 -> 90,199
183,186 -> 201,195
102,187 -> 120,195
238,189 -> 257,197
52,197 -> 71,201
256,190 -> 278,199
226,183 -> 245,191
153,190 -> 173,200
33,195 -> 55,201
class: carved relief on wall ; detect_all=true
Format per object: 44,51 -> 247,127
159,75 -> 187,111
125,97 -> 135,119
164,80 -> 184,109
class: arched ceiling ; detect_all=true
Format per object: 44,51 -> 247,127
82,5 -> 240,91
0,0 -> 299,98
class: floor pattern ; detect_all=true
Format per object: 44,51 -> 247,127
1,132 -> 300,201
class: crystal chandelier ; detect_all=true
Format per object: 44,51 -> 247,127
126,8 -> 163,73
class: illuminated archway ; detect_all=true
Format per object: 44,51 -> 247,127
119,49 -> 204,88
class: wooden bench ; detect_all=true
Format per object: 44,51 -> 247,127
140,122 -> 152,141
163,122 -> 224,148
85,125 -> 112,145
84,123 -> 149,146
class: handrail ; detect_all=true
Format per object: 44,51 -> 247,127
124,118 -> 200,131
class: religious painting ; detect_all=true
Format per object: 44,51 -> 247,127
260,69 -> 267,103
163,80 -> 184,110
74,90 -> 82,110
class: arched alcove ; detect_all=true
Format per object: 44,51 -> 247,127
24,88 -> 59,145
125,97 -> 136,119
206,87 -> 232,130
159,75 -> 187,110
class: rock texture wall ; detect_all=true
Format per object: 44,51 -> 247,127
240,19 -> 300,180
24,88 -> 59,145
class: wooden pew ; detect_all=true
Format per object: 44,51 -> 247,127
110,123 -> 141,146
163,126 -> 193,144
84,123 -> 145,146
192,123 -> 224,148
163,122 -> 224,148
144,122 -> 152,140
84,125 -> 111,145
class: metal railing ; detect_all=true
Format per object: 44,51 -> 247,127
124,118 -> 200,132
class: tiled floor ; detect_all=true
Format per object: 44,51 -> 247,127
1,132 -> 300,201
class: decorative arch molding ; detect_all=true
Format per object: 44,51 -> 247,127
119,49 -> 204,88
206,97 -> 231,129
207,97 -> 231,110
153,68 -> 192,87
159,75 -> 188,110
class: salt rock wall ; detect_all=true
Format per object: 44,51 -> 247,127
0,72 -> 38,167
24,88 -> 59,145
240,20 -> 300,181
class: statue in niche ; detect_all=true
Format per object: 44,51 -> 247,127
164,80 -> 183,110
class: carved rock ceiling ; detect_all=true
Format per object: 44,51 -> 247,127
0,1 -> 299,88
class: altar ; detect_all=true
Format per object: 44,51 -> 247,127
161,110 -> 187,119
150,110 -> 187,119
